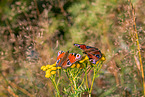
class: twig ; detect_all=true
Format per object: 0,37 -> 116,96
33,0 -> 40,17
128,0 -> 145,95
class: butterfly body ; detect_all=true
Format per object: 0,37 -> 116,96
56,51 -> 82,68
74,43 -> 102,64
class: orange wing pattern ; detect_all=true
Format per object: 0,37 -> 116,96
56,51 -> 82,68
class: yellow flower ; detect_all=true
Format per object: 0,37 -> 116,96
46,65 -> 51,69
95,61 -> 99,65
41,66 -> 46,70
45,73 -> 51,78
57,67 -> 61,69
52,64 -> 56,67
45,64 -> 55,69
79,56 -> 89,63
43,67 -> 48,71
100,53 -> 106,61
46,69 -> 51,74
51,71 -> 56,75
51,67 -> 57,70
71,64 -> 76,68
41,63 -> 58,78
49,65 -> 53,69
76,63 -> 80,68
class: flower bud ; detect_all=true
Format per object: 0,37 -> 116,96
41,66 -> 46,70
57,67 -> 61,69
45,73 -> 51,78
71,64 -> 76,68
51,71 -> 56,75
51,67 -> 57,70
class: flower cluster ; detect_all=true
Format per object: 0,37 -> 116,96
41,63 -> 61,78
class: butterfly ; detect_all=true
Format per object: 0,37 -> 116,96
74,44 -> 102,64
56,51 -> 82,68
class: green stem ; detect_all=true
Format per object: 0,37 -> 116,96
78,76 -> 85,89
84,67 -> 89,90
78,68 -> 89,89
67,69 -> 77,94
57,69 -> 61,86
73,77 -> 77,95
89,67 -> 96,94
70,69 -> 78,94
65,69 -> 70,79
89,62 -> 103,96
87,66 -> 92,74
97,62 -> 102,72
50,77 -> 60,97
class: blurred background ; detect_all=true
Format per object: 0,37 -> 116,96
0,0 -> 145,96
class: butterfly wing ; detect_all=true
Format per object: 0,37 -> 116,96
61,53 -> 82,68
74,43 -> 102,64
74,44 -> 87,50
84,50 -> 102,58
69,53 -> 82,63
74,43 -> 98,52
85,51 -> 102,64
57,51 -> 65,60
56,51 -> 82,68
56,51 -> 69,67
